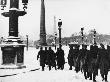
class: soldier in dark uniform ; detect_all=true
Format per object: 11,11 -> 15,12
77,44 -> 88,78
84,46 -> 91,79
98,43 -> 109,82
68,43 -> 80,70
56,47 -> 65,70
73,45 -> 80,64
107,45 -> 110,69
52,48 -> 57,70
47,47 -> 56,71
87,44 -> 99,82
81,44 -> 90,80
44,47 -> 48,65
37,47 -> 46,71
68,45 -> 74,70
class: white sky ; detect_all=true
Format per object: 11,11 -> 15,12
1,0 -> 110,40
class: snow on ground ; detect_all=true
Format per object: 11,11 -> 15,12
0,46 -> 110,82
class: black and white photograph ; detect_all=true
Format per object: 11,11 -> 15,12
0,0 -> 110,82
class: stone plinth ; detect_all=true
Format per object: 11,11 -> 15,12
0,37 -> 25,68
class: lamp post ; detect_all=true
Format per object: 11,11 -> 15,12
81,27 -> 84,44
54,33 -> 57,50
0,0 -> 28,67
26,35 -> 28,51
93,29 -> 96,45
0,37 -> 4,43
58,19 -> 62,50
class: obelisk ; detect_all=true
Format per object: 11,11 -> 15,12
40,0 -> 47,46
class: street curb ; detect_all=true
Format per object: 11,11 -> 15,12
0,68 -> 40,77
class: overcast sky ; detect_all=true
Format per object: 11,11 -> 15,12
1,0 -> 110,40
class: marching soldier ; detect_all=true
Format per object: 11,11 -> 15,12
82,44 -> 89,79
98,43 -> 109,82
107,45 -> 110,68
44,47 -> 48,65
73,44 -> 80,67
68,43 -> 80,70
56,47 -> 65,70
77,44 -> 88,78
87,44 -> 99,82
68,45 -> 74,70
84,47 -> 92,79
37,47 -> 46,71
46,47 -> 56,71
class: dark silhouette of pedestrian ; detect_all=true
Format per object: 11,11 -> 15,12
56,47 -> 65,70
98,43 -> 109,82
47,47 -> 56,70
37,47 -> 46,71
68,44 -> 80,70
87,44 -> 99,82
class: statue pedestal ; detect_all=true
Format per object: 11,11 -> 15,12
0,37 -> 25,68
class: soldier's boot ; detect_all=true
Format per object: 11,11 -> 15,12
105,74 -> 108,82
75,67 -> 80,73
63,65 -> 64,69
55,66 -> 57,70
81,68 -> 83,73
57,66 -> 60,69
69,66 -> 72,70
89,73 -> 92,80
101,74 -> 105,81
57,65 -> 61,69
61,65 -> 64,70
84,72 -> 88,79
42,66 -> 44,71
87,72 -> 89,78
49,66 -> 51,71
93,74 -> 96,82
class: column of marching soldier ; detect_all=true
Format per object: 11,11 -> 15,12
37,43 -> 110,82
37,46 -> 65,71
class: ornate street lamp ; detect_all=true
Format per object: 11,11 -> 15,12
54,33 -> 57,50
81,27 -> 84,44
58,19 -> 62,50
93,29 -> 96,45
22,0 -> 28,11
0,0 -> 7,10
0,0 -> 28,68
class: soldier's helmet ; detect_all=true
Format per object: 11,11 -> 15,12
40,47 -> 43,50
49,46 -> 51,50
107,45 -> 110,50
90,45 -> 94,50
68,42 -> 79,49
82,44 -> 87,49
45,46 -> 47,50
100,43 -> 105,49
75,44 -> 80,49
57,48 -> 59,51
